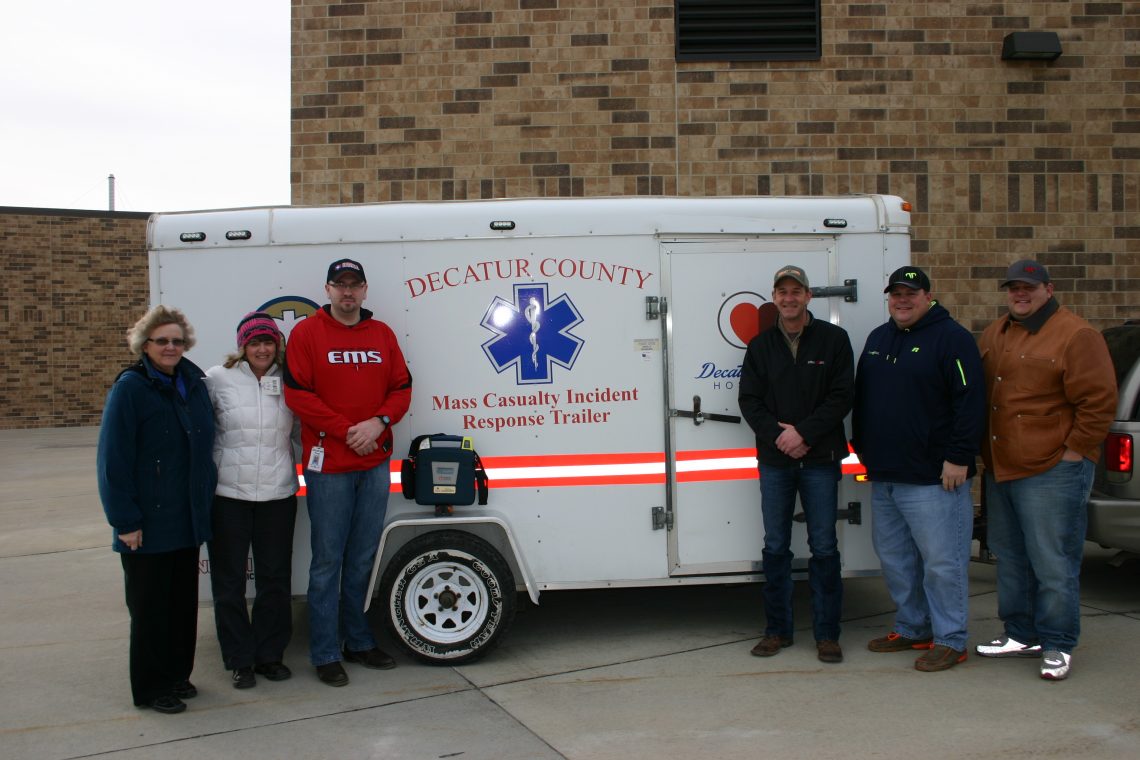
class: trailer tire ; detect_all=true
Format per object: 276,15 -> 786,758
382,531 -> 516,664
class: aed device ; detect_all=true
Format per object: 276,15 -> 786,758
401,434 -> 488,507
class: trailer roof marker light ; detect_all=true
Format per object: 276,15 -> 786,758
490,220 -> 516,231
225,229 -> 252,241
823,218 -> 847,228
900,201 -> 913,212
179,232 -> 206,242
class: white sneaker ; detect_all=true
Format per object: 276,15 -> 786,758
1040,650 -> 1071,680
975,635 -> 1043,658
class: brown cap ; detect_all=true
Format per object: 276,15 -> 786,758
773,264 -> 809,288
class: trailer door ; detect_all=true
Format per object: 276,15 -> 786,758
661,240 -> 836,575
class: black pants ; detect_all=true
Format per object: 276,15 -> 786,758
120,546 -> 200,705
207,494 -> 297,670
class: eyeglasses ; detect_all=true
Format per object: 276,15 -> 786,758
147,337 -> 187,347
328,280 -> 365,292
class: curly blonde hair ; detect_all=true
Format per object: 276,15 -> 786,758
126,305 -> 196,356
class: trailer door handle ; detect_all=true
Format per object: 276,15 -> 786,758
673,395 -> 741,425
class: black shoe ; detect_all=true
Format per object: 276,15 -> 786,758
316,661 -> 349,687
254,661 -> 292,681
140,695 -> 186,714
343,646 -> 397,670
232,666 -> 257,689
171,680 -> 197,699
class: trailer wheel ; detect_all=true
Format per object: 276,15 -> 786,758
382,531 -> 516,664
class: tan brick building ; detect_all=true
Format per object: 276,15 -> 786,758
0,208 -> 150,429
4,2 -> 1136,429
291,0 -> 1140,332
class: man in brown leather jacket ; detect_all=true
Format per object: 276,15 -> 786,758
976,259 -> 1116,681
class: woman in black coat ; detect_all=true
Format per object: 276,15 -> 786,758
97,305 -> 217,714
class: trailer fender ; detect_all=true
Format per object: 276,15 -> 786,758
365,511 -> 539,611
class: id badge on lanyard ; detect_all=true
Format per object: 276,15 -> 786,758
308,432 -> 326,472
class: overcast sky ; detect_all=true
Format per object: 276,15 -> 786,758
1,1 -> 290,213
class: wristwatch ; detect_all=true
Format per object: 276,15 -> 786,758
378,415 -> 391,426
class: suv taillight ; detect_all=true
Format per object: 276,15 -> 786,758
1105,433 -> 1133,475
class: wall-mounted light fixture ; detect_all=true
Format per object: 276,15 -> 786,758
1001,32 -> 1062,61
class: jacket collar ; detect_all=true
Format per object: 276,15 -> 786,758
122,355 -> 205,385
237,360 -> 281,379
777,310 -> 813,339
891,300 -> 949,332
1003,297 -> 1059,334
320,304 -> 374,326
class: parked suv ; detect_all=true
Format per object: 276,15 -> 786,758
1087,322 -> 1140,555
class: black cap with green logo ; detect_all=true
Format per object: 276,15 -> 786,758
883,266 -> 931,293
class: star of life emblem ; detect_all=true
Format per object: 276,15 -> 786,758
480,284 -> 584,384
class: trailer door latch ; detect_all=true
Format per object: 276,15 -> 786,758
674,395 -> 741,426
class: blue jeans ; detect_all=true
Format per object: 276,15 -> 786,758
985,459 -> 1093,654
871,480 -> 973,650
759,462 -> 842,642
305,463 -> 391,666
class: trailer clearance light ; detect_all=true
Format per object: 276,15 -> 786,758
225,230 -> 252,240
179,232 -> 206,242
490,220 -> 516,231
1105,433 -> 1133,476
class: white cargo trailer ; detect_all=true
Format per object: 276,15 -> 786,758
148,195 -> 911,663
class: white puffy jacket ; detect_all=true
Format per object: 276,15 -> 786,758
205,362 -> 298,502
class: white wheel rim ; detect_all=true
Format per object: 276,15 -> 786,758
401,558 -> 491,645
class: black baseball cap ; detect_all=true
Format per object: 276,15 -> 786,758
327,258 -> 366,283
883,266 -> 931,293
999,259 -> 1050,288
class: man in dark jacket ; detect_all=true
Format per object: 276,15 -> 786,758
739,264 -> 854,664
852,266 -> 984,672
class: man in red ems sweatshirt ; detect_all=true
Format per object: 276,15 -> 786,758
284,258 -> 412,687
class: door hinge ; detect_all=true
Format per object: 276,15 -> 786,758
810,279 -> 858,303
645,295 -> 660,320
652,506 -> 674,531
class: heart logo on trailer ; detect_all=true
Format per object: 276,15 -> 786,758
717,292 -> 778,349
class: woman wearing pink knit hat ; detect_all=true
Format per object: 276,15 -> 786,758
204,312 -> 299,689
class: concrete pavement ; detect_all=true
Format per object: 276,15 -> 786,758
2,427 -> 1138,759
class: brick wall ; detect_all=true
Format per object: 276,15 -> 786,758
0,208 -> 150,429
291,0 -> 1140,332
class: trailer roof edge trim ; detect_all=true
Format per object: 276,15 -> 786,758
148,195 -> 910,250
